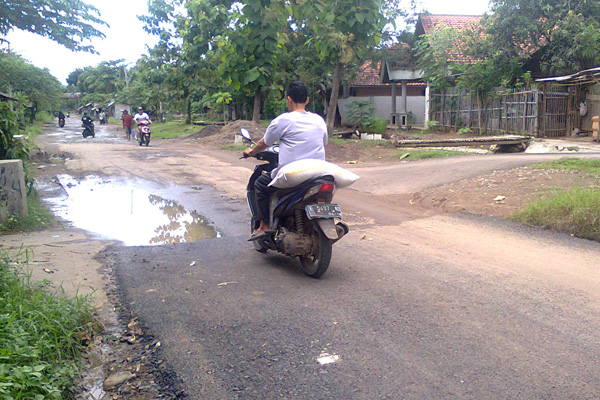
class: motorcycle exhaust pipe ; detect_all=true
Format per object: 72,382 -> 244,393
333,221 -> 349,243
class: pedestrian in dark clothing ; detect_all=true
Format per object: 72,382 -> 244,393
122,110 -> 134,140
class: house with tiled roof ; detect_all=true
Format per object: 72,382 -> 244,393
337,61 -> 427,127
338,14 -> 484,128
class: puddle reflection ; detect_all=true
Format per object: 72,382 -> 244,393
47,175 -> 218,246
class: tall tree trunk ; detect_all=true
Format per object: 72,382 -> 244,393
326,61 -> 343,135
252,86 -> 261,124
186,97 -> 192,125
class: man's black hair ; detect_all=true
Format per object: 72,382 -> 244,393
286,81 -> 308,103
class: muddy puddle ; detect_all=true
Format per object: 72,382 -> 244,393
44,175 -> 219,246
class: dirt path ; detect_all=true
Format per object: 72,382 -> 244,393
5,119 -> 600,398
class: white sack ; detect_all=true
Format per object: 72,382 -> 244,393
269,159 -> 359,189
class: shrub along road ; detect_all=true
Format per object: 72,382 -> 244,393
13,119 -> 600,398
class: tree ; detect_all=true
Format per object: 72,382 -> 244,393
76,60 -> 128,104
0,0 -> 107,53
484,0 -> 600,76
140,0 -> 212,123
182,0 -> 289,123
67,68 -> 85,88
292,0 -> 393,133
415,27 -> 455,92
0,52 -> 63,116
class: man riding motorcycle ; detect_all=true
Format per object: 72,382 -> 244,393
81,112 -> 94,136
133,107 -> 152,138
242,81 -> 328,241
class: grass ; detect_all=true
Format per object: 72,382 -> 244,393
393,149 -> 466,160
509,158 -> 600,242
148,121 -> 201,139
0,193 -> 56,234
329,137 -> 394,148
529,158 -> 600,175
509,187 -> 600,241
221,144 -> 248,152
0,250 -> 99,399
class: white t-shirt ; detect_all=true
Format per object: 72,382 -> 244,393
264,111 -> 328,176
134,112 -> 150,124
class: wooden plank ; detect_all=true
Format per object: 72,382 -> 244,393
392,135 -> 530,148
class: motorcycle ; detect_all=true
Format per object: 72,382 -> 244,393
58,117 -> 65,127
82,123 -> 95,138
138,123 -> 151,146
240,128 -> 349,278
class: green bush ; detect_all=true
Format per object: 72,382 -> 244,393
423,120 -> 440,133
0,103 -> 28,161
345,101 -> 375,131
364,118 -> 387,134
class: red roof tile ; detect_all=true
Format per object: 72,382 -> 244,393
418,14 -> 482,34
352,61 -> 383,86
416,14 -> 483,64
350,61 -> 426,87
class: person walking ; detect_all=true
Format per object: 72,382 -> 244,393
122,110 -> 134,140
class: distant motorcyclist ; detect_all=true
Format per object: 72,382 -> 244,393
98,109 -> 107,125
57,111 -> 66,127
133,107 -> 152,137
82,112 -> 95,135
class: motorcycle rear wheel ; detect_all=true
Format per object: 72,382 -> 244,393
299,225 -> 332,278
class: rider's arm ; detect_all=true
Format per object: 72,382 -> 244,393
243,138 -> 267,158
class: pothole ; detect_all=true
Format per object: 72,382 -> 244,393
43,174 -> 219,246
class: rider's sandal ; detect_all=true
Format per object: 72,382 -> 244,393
247,230 -> 274,241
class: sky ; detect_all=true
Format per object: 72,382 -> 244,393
5,0 -> 491,86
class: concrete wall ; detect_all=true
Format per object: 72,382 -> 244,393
338,96 -> 426,126
0,160 -> 28,223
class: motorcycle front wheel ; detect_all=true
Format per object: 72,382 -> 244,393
299,224 -> 332,278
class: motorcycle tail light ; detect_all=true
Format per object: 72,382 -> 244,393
318,183 -> 334,193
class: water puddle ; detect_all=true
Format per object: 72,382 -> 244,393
45,175 -> 219,246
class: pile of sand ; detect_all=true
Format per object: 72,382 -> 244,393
197,120 -> 266,146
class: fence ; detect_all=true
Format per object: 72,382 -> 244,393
429,85 -> 574,137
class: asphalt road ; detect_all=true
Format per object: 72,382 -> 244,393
106,211 -> 600,399
38,121 -> 600,399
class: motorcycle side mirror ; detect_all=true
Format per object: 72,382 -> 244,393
239,128 -> 254,143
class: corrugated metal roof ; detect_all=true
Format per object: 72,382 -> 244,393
536,66 -> 600,86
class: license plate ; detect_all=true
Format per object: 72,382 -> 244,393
305,204 -> 342,219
